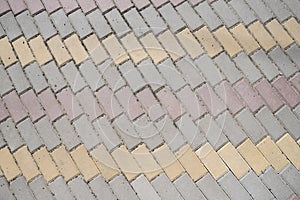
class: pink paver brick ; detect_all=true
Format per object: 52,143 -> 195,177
94,0 -> 114,12
254,78 -> 283,112
38,88 -> 63,121
170,0 -> 184,6
41,0 -> 61,13
76,87 -> 103,121
96,86 -> 122,120
20,90 -> 45,122
156,87 -> 185,120
131,0 -> 149,9
77,0 -> 96,13
114,0 -> 133,12
273,75 -> 300,108
196,83 -> 226,117
176,86 -> 207,119
3,90 -> 27,123
215,80 -> 244,115
7,0 -> 26,14
24,0 -> 44,15
290,73 -> 300,93
59,0 -> 78,14
0,98 -> 9,121
289,195 -> 300,200
0,0 -> 11,15
234,79 -> 264,113
115,86 -> 144,120
137,87 -> 165,121
188,0 -> 202,5
57,87 -> 83,120
150,0 -> 168,7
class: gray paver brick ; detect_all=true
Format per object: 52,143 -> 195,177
51,9 -> 74,39
0,12 -> 22,41
141,5 -> 167,35
0,118 -> 24,152
195,1 -> 222,31
263,0 -> 291,22
0,64 -> 13,96
16,10 -> 38,40
79,59 -> 104,91
25,62 -> 48,94
49,176 -> 75,200
229,0 -> 257,25
124,8 -> 149,37
109,174 -> 139,200
87,9 -> 112,39
105,8 -> 130,37
68,176 -> 96,200
131,175 -> 160,200
244,0 -> 274,23
89,176 -> 117,200
29,175 -> 54,200
276,106 -> 300,140
7,63 -> 31,94
10,176 -> 35,200
69,9 -> 93,39
42,61 -> 67,93
0,23 -> 5,38
283,0 -> 300,19
176,2 -> 203,31
212,0 -> 239,28
34,11 -> 57,40
280,164 -> 300,197
286,45 -> 300,69
0,177 -> 15,200
159,3 -> 185,33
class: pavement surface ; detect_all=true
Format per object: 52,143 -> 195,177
0,0 -> 300,199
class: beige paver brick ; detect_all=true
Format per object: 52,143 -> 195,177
47,35 -> 71,66
51,145 -> 79,181
83,34 -> 109,65
276,134 -> 300,170
266,19 -> 294,49
13,146 -> 40,182
237,139 -> 270,175
90,144 -> 120,181
0,37 -> 17,67
176,144 -> 207,181
158,30 -> 185,61
230,23 -> 260,54
140,32 -> 168,64
218,143 -> 250,179
196,143 -> 228,180
214,26 -> 242,57
70,144 -> 100,182
0,147 -> 21,181
283,17 -> 300,45
248,21 -> 276,52
12,37 -> 35,67
194,26 -> 223,57
64,34 -> 89,65
132,144 -> 162,181
257,136 -> 289,172
33,147 -> 60,183
153,144 -> 185,181
176,28 -> 204,59
111,145 -> 141,181
29,35 -> 52,66
121,32 -> 148,64
102,34 -> 129,65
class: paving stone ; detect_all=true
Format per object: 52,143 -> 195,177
131,0 -> 149,9
68,175 -> 96,200
0,177 -> 15,200
61,61 -> 86,93
150,0 -> 167,7
65,34 -> 89,64
229,0 -> 256,25
291,73 -> 300,92
0,146 -> 21,181
49,176 -> 75,200
7,0 -> 27,14
47,35 -> 72,66
281,164 -> 300,197
0,64 -> 13,95
195,1 -> 222,31
51,9 -> 74,39
244,0 -> 273,23
131,175 -> 160,200
124,8 -> 149,37
3,90 -> 27,123
105,8 -> 130,37
83,34 -> 109,65
283,0 -> 300,19
87,10 -> 111,39
59,0 -> 78,14
109,174 -> 139,200
158,3 -> 185,33
0,118 -> 24,152
114,0 -> 133,12
94,0 -> 114,12
7,63 -> 30,94
43,61 -> 67,92
89,176 -> 116,200
34,11 -> 57,40
10,176 -> 35,200
24,62 -> 48,93
176,2 -> 203,31
0,0 -> 10,15
284,17 -> 300,45
212,0 -> 239,28
29,175 -> 53,200
28,36 -> 53,66
263,0 -> 291,22
16,10 -> 38,40
276,106 -> 300,140
12,37 -> 35,67
69,9 -> 93,39
20,89 -> 44,122
0,12 -> 22,41
79,59 -> 104,91
0,98 -> 9,121
41,0 -> 61,14
141,5 -> 167,35
286,45 -> 300,68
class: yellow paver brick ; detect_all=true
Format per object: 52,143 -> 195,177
218,143 -> 250,179
33,147 -> 59,183
90,145 -> 120,181
153,144 -> 185,181
51,145 -> 79,181
121,32 -> 148,64
176,28 -> 204,59
132,144 -> 162,181
276,134 -> 300,170
12,37 -> 35,67
176,144 -> 207,181
70,144 -> 100,182
83,34 -> 108,65
214,26 -> 242,57
230,23 -> 260,54
0,147 -> 21,181
47,35 -> 71,66
257,136 -> 289,173
28,35 -> 52,66
158,30 -> 185,61
196,143 -> 228,180
237,139 -> 270,175
13,146 -> 40,182
64,34 -> 88,65
0,37 -> 17,67
140,32 -> 168,64
111,145 -> 141,181
283,17 -> 300,45
266,19 -> 294,49
194,26 -> 223,57
248,21 -> 276,52
102,34 -> 129,65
